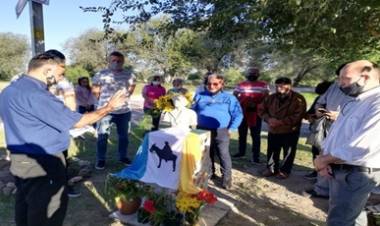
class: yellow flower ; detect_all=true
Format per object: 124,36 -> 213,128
176,192 -> 202,213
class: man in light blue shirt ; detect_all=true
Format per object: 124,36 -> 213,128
192,73 -> 243,189
0,51 -> 127,226
314,60 -> 380,226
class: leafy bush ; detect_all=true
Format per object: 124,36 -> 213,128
223,68 -> 244,88
65,65 -> 91,84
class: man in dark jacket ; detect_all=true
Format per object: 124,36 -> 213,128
258,77 -> 306,179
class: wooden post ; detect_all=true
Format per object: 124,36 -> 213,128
29,1 -> 45,56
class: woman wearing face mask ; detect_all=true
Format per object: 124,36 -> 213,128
142,75 -> 166,130
167,78 -> 188,95
75,77 -> 97,114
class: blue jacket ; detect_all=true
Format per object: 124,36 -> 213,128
192,90 -> 243,130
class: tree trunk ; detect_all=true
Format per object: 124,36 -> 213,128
293,64 -> 319,86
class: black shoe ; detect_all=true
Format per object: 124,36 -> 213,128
95,160 -> 105,170
304,171 -> 318,180
67,186 -> 81,198
232,153 -> 245,158
120,158 -> 131,165
302,189 -> 329,199
210,174 -> 218,180
252,158 -> 261,164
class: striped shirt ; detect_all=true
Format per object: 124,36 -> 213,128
92,69 -> 135,114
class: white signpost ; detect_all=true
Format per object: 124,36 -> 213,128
15,0 -> 50,56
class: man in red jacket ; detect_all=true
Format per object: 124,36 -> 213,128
233,67 -> 269,163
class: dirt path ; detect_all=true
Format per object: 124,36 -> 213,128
213,161 -> 327,226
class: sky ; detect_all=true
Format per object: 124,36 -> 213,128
0,0 -> 126,54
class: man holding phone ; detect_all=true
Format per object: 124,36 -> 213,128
314,60 -> 380,225
303,64 -> 352,198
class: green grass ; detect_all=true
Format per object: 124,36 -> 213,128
301,92 -> 318,108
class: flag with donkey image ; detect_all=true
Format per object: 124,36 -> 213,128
139,127 -> 188,189
112,127 -> 210,191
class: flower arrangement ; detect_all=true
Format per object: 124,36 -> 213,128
153,92 -> 193,113
135,188 -> 217,226
105,175 -> 150,215
176,190 -> 217,225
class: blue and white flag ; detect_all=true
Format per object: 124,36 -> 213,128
114,127 -> 188,190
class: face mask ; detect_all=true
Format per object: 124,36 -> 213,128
247,75 -> 258,82
109,62 -> 122,71
152,81 -> 160,86
46,74 -> 57,87
340,82 -> 364,97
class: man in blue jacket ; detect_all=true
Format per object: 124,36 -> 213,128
193,73 -> 243,189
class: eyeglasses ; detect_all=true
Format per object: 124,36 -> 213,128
207,82 -> 221,87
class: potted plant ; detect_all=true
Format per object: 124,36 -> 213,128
105,175 -> 148,215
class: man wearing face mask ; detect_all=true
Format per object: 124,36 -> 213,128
233,67 -> 269,162
192,73 -> 243,190
258,77 -> 306,179
303,64 -> 352,198
92,51 -> 136,170
0,51 -> 127,226
314,60 -> 380,226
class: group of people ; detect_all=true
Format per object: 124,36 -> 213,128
1,47 -> 380,226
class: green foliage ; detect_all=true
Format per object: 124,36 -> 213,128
64,29 -> 108,75
187,72 -> 201,81
223,68 -> 244,88
0,33 -> 29,80
105,175 -> 150,203
85,0 -> 380,78
65,65 -> 91,84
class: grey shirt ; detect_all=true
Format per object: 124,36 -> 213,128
315,81 -> 353,112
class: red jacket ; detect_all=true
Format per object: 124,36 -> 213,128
234,80 -> 269,126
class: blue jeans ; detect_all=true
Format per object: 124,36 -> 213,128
328,167 -> 380,226
96,112 -> 131,162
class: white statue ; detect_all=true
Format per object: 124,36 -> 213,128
159,94 -> 197,130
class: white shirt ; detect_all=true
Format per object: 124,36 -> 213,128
322,86 -> 380,167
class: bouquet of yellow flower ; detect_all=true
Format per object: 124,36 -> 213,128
153,92 -> 194,113
154,95 -> 175,112
175,190 -> 217,225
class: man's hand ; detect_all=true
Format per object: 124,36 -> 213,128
268,118 -> 282,127
318,165 -> 333,178
324,110 -> 339,121
314,155 -> 329,172
106,90 -> 127,111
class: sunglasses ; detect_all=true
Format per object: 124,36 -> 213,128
207,82 -> 221,87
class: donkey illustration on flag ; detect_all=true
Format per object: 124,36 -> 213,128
149,141 -> 177,172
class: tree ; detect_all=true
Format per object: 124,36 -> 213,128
64,29 -> 108,75
117,18 -> 206,80
0,33 -> 29,80
83,0 -> 380,63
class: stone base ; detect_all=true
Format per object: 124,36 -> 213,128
110,199 -> 231,226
